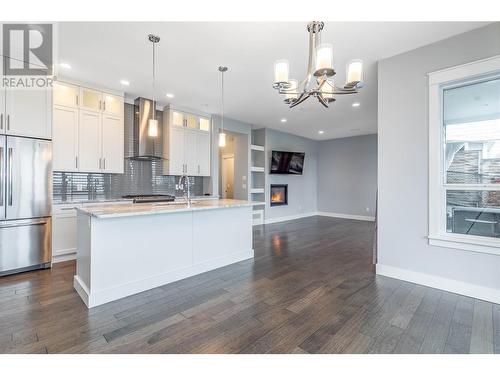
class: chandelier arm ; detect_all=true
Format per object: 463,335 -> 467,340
317,95 -> 329,108
289,92 -> 310,108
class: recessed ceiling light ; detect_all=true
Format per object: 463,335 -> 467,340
120,80 -> 130,86
166,93 -> 174,98
59,62 -> 71,69
280,118 -> 287,123
352,102 -> 360,107
318,130 -> 324,134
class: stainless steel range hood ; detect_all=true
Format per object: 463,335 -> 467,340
131,97 -> 162,160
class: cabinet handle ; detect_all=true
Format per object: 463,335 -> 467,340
7,115 -> 10,131
0,114 -> 3,130
99,101 -> 102,111
76,95 -> 79,106
75,156 -> 78,169
103,101 -> 106,111
8,148 -> 13,206
103,158 -> 106,170
99,158 -> 102,170
198,165 -> 200,175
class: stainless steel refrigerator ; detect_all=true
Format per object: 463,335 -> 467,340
0,135 -> 52,276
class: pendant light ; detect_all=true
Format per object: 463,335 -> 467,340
218,66 -> 228,148
148,34 -> 160,137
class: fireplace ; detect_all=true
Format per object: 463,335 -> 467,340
270,184 -> 288,206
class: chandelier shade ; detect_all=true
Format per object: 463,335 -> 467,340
346,59 -> 363,87
274,60 -> 290,85
315,43 -> 334,76
272,21 -> 363,108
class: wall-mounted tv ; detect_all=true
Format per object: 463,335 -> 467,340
270,151 -> 305,175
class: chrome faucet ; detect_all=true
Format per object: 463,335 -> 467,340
178,174 -> 191,206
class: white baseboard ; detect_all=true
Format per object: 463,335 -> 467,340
264,211 -> 375,225
265,212 -> 318,224
376,264 -> 500,305
52,253 -> 76,263
317,211 -> 375,222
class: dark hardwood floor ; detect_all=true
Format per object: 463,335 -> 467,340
0,216 -> 498,354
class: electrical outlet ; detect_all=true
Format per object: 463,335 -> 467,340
242,184 -> 247,190
242,175 -> 247,181
366,207 -> 370,212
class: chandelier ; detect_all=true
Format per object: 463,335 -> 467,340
272,21 -> 364,108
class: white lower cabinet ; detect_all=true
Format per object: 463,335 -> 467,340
52,201 -> 132,262
52,204 -> 81,262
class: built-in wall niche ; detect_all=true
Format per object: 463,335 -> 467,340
270,184 -> 288,206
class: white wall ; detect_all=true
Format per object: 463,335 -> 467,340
377,23 -> 500,302
318,134 -> 377,218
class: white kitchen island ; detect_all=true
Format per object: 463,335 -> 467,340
73,199 -> 254,308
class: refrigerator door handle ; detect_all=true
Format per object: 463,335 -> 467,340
0,218 -> 48,229
0,146 -> 3,207
8,147 -> 13,206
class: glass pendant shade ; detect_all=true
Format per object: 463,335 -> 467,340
346,59 -> 363,86
219,132 -> 226,148
274,59 -> 289,84
286,79 -> 299,100
315,44 -> 333,72
323,79 -> 334,99
148,118 -> 158,137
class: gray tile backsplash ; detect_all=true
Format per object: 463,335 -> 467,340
53,103 -> 209,202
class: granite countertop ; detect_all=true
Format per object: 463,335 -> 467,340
53,196 -> 219,205
76,199 -> 257,219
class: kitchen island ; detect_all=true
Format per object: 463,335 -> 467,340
73,199 -> 254,308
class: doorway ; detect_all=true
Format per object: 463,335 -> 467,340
218,130 -> 249,200
221,154 -> 234,199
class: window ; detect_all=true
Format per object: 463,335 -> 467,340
429,55 -> 500,255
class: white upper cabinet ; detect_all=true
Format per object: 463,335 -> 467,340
162,107 -> 211,176
196,131 -> 211,176
52,81 -> 124,174
78,110 -> 102,172
184,129 -> 198,176
53,82 -> 79,108
0,56 -> 51,139
167,126 -> 185,175
0,86 -> 4,134
172,111 -> 184,127
103,93 -> 123,116
53,105 -> 78,172
80,87 -> 102,112
101,114 -> 124,173
3,88 -> 52,139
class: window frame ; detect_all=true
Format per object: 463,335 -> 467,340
428,55 -> 500,256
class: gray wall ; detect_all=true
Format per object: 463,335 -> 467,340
378,23 -> 500,291
265,128 -> 319,220
318,134 -> 377,217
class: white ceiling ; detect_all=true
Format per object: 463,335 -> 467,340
57,22 -> 488,140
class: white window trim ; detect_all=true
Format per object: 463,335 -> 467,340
428,55 -> 500,256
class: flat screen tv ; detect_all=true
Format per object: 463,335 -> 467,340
270,151 -> 305,175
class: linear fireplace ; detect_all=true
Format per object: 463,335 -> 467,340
270,184 -> 288,206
